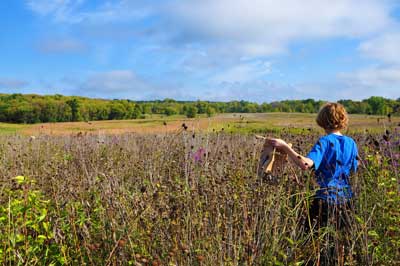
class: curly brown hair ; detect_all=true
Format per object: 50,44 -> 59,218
316,102 -> 348,131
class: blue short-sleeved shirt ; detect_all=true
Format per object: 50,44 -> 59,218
307,133 -> 358,204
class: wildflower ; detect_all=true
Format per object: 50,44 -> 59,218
193,148 -> 206,163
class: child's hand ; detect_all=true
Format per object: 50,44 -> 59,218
266,138 -> 290,151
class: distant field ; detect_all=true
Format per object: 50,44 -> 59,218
0,113 -> 397,135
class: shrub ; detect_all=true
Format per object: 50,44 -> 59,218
0,176 -> 62,265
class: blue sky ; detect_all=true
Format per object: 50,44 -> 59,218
1,0 -> 400,102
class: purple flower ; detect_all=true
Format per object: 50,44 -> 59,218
193,148 -> 206,163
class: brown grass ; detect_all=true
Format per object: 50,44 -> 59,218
1,128 -> 399,265
9,113 -> 399,136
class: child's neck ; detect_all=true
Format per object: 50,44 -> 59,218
325,129 -> 342,135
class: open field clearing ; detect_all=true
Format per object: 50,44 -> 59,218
0,113 -> 398,136
0,124 -> 399,265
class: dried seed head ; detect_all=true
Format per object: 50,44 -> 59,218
373,140 -> 380,147
117,239 -> 126,247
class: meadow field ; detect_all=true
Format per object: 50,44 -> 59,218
0,113 -> 399,265
0,113 -> 397,136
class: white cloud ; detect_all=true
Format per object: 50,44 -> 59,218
342,30 -> 400,99
167,0 -> 394,56
37,38 -> 87,53
0,78 -> 29,89
211,60 -> 272,83
359,31 -> 400,64
71,70 -> 187,100
81,70 -> 150,94
338,65 -> 400,99
345,66 -> 400,87
26,0 -> 152,23
197,80 -> 343,102
201,81 -> 293,102
28,0 -> 395,56
27,0 -> 72,16
27,0 -> 85,22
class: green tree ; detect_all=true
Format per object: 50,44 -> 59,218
365,96 -> 387,115
186,106 -> 198,118
206,106 -> 216,117
108,102 -> 127,120
164,106 -> 178,116
66,99 -> 81,122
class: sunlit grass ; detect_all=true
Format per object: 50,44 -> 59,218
0,122 -> 27,135
0,112 -> 393,136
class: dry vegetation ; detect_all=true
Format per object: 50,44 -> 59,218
0,120 -> 399,265
0,112 -> 396,136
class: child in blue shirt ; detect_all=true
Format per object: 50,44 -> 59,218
267,102 -> 358,203
267,102 -> 358,263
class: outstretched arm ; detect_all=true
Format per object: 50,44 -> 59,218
266,138 -> 314,170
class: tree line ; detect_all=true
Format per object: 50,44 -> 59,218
0,93 -> 398,124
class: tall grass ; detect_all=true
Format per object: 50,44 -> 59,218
0,128 -> 398,265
